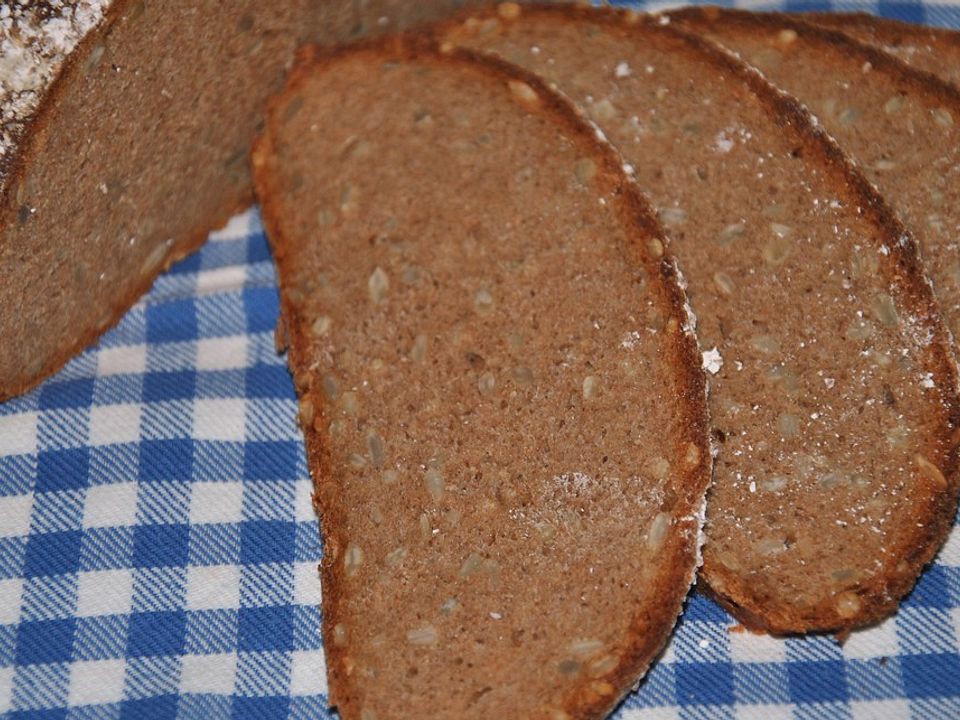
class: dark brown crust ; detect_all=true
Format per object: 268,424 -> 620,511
803,10 -> 960,80
252,32 -> 712,720
437,2 -> 960,635
0,0 -> 253,402
671,6 -> 960,108
657,5 -> 960,634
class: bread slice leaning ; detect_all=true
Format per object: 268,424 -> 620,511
803,11 -> 960,89
440,3 -> 960,634
668,8 -> 960,345
252,35 -> 711,720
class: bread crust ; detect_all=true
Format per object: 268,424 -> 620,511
0,0 -> 251,401
659,4 -> 960,634
252,33 -> 711,720
437,2 -> 960,635
802,10 -> 960,88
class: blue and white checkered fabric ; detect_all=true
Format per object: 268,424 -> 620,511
1,2 -> 959,718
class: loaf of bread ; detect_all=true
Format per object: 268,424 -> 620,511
440,3 -> 960,634
804,11 -> 960,88
0,0 -> 508,402
252,34 -> 711,719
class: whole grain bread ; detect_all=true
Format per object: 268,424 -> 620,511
252,35 -> 711,720
803,11 -> 960,88
440,3 -> 960,634
669,7 -> 960,351
0,0 -> 519,402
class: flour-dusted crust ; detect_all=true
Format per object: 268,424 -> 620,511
0,0 -> 495,402
0,1 -> 113,192
440,3 -> 960,635
253,34 -> 711,719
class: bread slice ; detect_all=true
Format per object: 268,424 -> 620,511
0,0 -> 507,402
440,4 -> 960,634
252,35 -> 711,720
668,7 -> 960,347
803,11 -> 960,88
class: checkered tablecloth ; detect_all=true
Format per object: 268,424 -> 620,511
2,3 -> 960,718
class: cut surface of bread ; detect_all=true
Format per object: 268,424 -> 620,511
803,11 -> 960,88
669,8 -> 960,345
0,0 -> 507,402
252,36 -> 711,719
441,4 -> 960,634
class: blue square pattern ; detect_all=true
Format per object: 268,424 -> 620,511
5,3 -> 960,707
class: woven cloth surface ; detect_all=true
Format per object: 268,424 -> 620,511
2,2 -> 959,718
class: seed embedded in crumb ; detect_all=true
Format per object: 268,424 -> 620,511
332,623 -> 348,646
478,372 -> 496,395
777,28 -> 797,45
884,95 -> 904,114
299,398 -> 315,426
317,209 -> 335,227
684,442 -> 700,468
311,315 -> 332,337
367,431 -> 385,467
361,709 -> 377,720
647,512 -> 671,551
512,366 -> 535,386
341,391 -> 360,416
419,513 -> 431,538
582,375 -> 600,400
749,334 -> 780,354
915,454 -> 947,489
717,222 -> 746,245
440,598 -> 459,615
713,271 -> 735,296
344,543 -> 364,575
575,157 -> 597,185
645,456 -> 669,479
762,476 -> 788,492
591,681 -> 615,697
497,2 -> 521,20
459,552 -> 484,578
569,638 -> 605,658
382,469 -> 398,484
763,234 -> 792,266
838,107 -> 861,125
474,288 -> 494,312
835,591 -> 861,619
424,469 -> 445,502
778,413 -> 800,438
406,624 -> 439,646
590,98 -> 617,121
368,267 -> 389,304
323,374 -> 340,400
557,659 -> 582,675
348,453 -> 367,469
933,107 -> 954,128
845,317 -> 874,342
648,238 -> 664,259
588,654 -> 619,677
871,293 -> 899,326
410,334 -> 428,363
659,207 -> 687,227
507,79 -> 539,105
385,547 -> 407,567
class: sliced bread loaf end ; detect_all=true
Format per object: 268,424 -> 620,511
253,35 -> 711,719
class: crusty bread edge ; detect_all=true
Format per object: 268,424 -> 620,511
661,4 -> 960,634
251,32 -> 713,720
0,0 -> 254,402
438,1 -> 960,634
